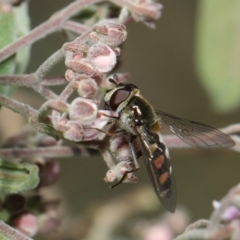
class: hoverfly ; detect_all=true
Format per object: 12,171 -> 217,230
104,79 -> 234,213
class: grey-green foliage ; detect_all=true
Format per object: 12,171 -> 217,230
0,3 -> 31,96
196,0 -> 240,112
0,159 -> 39,193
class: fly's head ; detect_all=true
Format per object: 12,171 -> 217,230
104,79 -> 139,113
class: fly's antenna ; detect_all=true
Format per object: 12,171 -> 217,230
109,74 -> 119,86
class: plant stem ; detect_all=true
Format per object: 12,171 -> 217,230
0,146 -> 90,159
0,0 -> 102,63
0,221 -> 33,240
63,20 -> 90,34
0,94 -> 36,119
34,49 -> 65,81
0,74 -> 33,87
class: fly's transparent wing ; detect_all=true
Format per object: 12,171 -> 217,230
156,110 -> 235,149
135,126 -> 177,213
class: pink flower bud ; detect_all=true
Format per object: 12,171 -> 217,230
81,110 -> 112,141
38,160 -> 60,187
110,134 -> 133,162
87,43 -> 116,73
104,161 -> 138,183
221,206 -> 240,222
104,170 -> 116,182
77,78 -> 98,98
38,210 -> 60,234
142,224 -> 172,240
110,133 -> 141,161
10,212 -> 39,237
69,98 -> 98,125
63,42 -> 89,53
66,58 -> 97,76
131,0 -> 162,23
91,21 -> 127,47
65,69 -> 76,82
63,121 -> 84,142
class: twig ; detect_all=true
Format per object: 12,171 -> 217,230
172,228 -> 207,240
0,221 -> 33,240
0,94 -> 36,119
0,0 -> 102,63
62,20 -> 90,34
0,146 -> 89,159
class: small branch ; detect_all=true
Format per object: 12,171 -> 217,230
0,74 -> 33,87
221,123 -> 240,135
62,20 -> 90,35
0,94 -> 37,119
0,0 -> 102,63
34,49 -> 65,81
0,221 -> 33,240
58,81 -> 74,102
0,75 -> 67,87
41,76 -> 67,86
0,146 -> 90,159
172,228 -> 207,240
32,84 -> 58,100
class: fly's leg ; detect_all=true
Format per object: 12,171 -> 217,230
110,134 -> 140,188
87,111 -> 122,136
88,127 -> 125,136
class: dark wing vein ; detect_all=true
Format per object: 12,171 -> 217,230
155,110 -> 235,149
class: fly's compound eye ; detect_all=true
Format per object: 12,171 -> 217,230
108,88 -> 131,111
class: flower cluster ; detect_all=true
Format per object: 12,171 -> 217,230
39,21 -> 127,143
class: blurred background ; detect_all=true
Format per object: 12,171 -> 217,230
0,0 -> 239,239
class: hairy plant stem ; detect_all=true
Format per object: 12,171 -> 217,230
0,0 -> 102,63
0,93 -> 36,119
34,49 -> 65,81
0,146 -> 89,159
0,221 -> 33,240
0,94 -> 60,138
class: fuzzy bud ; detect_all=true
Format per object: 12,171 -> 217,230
63,42 -> 89,53
87,43 -> 116,73
110,134 -> 133,162
66,58 -> 97,76
131,0 -> 162,23
81,110 -> 112,141
104,170 -> 116,182
221,206 -> 240,222
38,160 -> 60,187
63,121 -> 84,142
110,133 -> 141,161
91,21 -> 127,47
104,161 -> 138,184
38,210 -> 60,234
10,212 -> 39,237
77,78 -> 98,98
69,98 -> 98,125
65,69 -> 76,82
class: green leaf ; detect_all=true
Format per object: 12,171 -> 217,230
196,0 -> 240,112
0,160 -> 39,193
14,3 -> 31,74
0,9 -> 16,96
0,3 -> 30,95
